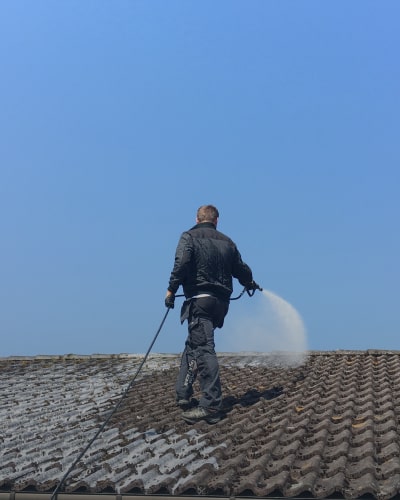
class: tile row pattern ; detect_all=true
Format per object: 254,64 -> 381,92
1,351 -> 400,499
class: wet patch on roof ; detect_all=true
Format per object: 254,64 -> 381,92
1,351 -> 400,499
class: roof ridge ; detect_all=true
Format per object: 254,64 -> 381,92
0,353 -> 180,361
1,349 -> 399,362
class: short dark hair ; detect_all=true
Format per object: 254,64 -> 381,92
197,205 -> 219,223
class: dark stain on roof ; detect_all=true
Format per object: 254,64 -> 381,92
1,351 -> 400,499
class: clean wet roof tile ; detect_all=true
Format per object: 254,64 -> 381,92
1,351 -> 400,499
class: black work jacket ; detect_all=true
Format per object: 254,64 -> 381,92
168,222 -> 253,300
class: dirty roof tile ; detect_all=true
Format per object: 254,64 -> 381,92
2,351 -> 400,499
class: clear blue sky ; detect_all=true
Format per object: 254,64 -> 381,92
1,1 -> 399,356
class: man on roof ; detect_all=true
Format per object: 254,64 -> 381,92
165,204 -> 260,424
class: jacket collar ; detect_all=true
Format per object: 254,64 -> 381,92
191,221 -> 216,230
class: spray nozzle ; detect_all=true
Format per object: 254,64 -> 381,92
245,281 -> 263,297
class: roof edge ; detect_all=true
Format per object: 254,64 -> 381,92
0,493 -> 339,500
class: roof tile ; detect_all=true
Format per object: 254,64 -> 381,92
2,351 -> 400,498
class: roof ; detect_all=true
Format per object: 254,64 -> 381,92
1,350 -> 400,499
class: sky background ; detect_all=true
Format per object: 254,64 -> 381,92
1,1 -> 399,357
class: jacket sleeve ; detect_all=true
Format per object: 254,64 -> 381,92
232,246 -> 253,287
168,232 -> 193,294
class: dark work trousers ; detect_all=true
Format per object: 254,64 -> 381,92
176,296 -> 229,410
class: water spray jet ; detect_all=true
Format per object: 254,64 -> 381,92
221,287 -> 308,367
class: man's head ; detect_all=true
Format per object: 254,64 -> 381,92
196,205 -> 219,226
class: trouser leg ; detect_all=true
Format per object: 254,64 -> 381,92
175,343 -> 197,401
195,318 -> 222,409
177,296 -> 229,409
187,314 -> 222,410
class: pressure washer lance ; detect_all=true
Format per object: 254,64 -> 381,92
231,281 -> 263,300
175,281 -> 263,301
50,283 -> 262,500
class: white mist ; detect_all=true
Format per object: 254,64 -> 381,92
219,289 -> 308,367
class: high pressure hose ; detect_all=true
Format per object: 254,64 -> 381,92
50,308 -> 170,500
230,283 -> 263,300
50,284 -> 262,499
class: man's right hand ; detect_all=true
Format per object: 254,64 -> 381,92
165,291 -> 175,309
245,280 -> 262,292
